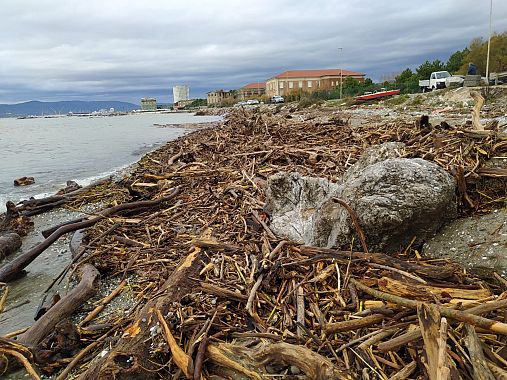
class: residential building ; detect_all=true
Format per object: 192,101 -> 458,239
207,90 -> 234,106
265,69 -> 365,97
140,97 -> 157,111
237,82 -> 266,100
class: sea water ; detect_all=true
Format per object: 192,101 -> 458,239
0,112 -> 221,211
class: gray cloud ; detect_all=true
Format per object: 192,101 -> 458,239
1,0 -> 506,103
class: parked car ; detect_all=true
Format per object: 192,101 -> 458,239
419,71 -> 464,92
270,96 -> 284,104
246,99 -> 260,105
235,101 -> 248,107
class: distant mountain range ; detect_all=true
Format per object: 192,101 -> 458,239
0,100 -> 139,117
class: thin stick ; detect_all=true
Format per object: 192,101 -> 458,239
246,274 -> 264,315
55,331 -> 110,380
0,286 -> 9,312
157,308 -> 193,379
351,278 -> 507,336
2,348 -> 40,380
333,198 -> 369,253
79,279 -> 126,327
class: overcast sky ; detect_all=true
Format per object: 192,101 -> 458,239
1,0 -> 506,104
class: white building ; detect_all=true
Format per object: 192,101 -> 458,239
173,85 -> 190,104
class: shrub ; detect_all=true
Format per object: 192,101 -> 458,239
298,97 -> 324,108
409,95 -> 424,106
384,94 -> 409,106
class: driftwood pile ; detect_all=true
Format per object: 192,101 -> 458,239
1,107 -> 507,379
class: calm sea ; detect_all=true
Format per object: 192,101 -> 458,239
0,112 -> 221,211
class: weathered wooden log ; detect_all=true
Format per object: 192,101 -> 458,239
41,217 -> 85,239
0,233 -> 22,260
21,200 -> 67,217
299,246 -> 455,280
470,91 -> 485,131
18,264 -> 100,347
464,324 -> 496,380
0,189 -> 180,282
0,201 -> 33,237
325,313 -> 385,335
206,341 -> 353,380
78,246 -> 206,379
417,303 -> 450,380
17,195 -> 66,210
379,276 -> 491,301
16,178 -> 110,215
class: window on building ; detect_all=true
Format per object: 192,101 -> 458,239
331,81 -> 334,86
298,81 -> 303,88
279,82 -> 284,89
289,81 -> 294,89
308,80 -> 312,88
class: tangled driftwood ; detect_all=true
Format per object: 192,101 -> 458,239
1,107 -> 507,379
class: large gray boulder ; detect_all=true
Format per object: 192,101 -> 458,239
317,158 -> 457,251
341,142 -> 406,182
265,144 -> 457,252
264,172 -> 341,243
424,209 -> 507,276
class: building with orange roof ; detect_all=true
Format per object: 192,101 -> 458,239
265,69 -> 365,97
237,82 -> 266,100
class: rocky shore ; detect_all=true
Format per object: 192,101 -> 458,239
1,89 -> 507,379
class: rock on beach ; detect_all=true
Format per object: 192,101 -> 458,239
14,176 -> 35,186
265,143 -> 457,252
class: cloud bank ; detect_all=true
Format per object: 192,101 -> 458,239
1,0 -> 506,103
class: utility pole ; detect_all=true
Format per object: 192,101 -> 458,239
338,48 -> 343,99
485,0 -> 493,85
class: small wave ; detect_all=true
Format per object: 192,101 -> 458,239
0,164 -> 134,213
74,163 -> 134,187
131,142 -> 161,156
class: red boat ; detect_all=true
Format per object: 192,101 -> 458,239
354,89 -> 401,101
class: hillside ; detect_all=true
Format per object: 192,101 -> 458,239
0,100 -> 138,117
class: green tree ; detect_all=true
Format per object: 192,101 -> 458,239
461,32 -> 507,75
416,60 -> 446,79
446,48 -> 469,73
342,77 -> 361,97
396,68 -> 414,83
394,69 -> 420,94
188,98 -> 207,107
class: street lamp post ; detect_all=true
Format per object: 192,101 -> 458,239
338,48 -> 343,99
485,0 -> 493,85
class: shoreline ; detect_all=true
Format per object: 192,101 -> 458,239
0,118 -> 222,341
1,96 -> 506,378
0,112 -> 223,213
